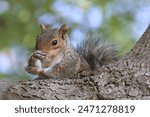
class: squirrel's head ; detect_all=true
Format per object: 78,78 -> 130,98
35,24 -> 68,60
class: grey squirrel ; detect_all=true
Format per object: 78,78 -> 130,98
25,24 -> 117,79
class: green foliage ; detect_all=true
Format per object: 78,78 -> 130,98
0,0 -> 137,51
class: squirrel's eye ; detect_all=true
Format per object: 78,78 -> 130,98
51,40 -> 58,46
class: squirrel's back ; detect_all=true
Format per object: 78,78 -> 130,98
76,34 -> 117,70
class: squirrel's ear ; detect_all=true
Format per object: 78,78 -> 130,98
58,24 -> 68,35
40,24 -> 46,32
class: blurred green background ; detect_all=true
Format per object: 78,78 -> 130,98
0,0 -> 150,80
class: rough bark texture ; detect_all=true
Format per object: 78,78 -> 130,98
1,24 -> 150,100
0,80 -> 15,99
3,78 -> 98,100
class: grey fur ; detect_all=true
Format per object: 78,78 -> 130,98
76,34 -> 117,70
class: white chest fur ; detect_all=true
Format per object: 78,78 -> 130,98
43,53 -> 63,72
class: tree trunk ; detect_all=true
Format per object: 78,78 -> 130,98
1,24 -> 150,100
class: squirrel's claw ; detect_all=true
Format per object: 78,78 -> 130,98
33,50 -> 46,60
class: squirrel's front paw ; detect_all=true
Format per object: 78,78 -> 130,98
32,50 -> 46,61
25,65 -> 44,75
28,50 -> 44,67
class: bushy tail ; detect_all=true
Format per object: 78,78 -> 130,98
76,34 -> 118,70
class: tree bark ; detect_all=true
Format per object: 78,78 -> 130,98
1,24 -> 150,100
